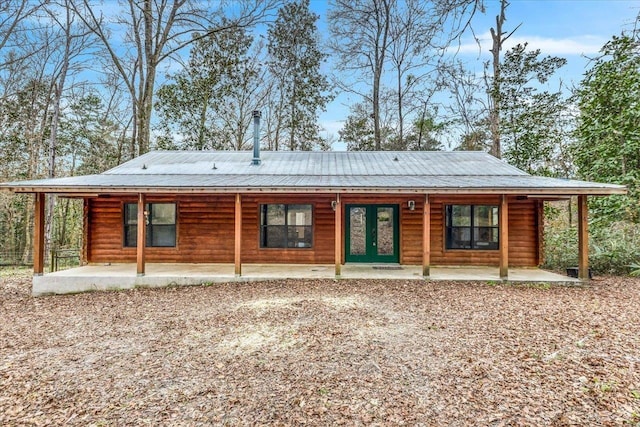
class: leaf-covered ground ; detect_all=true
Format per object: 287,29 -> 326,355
1,269 -> 639,426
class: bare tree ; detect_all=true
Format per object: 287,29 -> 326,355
41,0 -> 96,251
0,1 -> 51,105
388,0 -> 476,148
438,60 -> 490,150
329,0 -> 391,150
0,0 -> 48,54
486,0 -> 520,158
330,0 -> 482,151
71,0 -> 278,158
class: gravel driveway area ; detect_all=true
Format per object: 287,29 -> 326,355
1,269 -> 639,426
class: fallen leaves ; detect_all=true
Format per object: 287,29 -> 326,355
1,273 -> 640,425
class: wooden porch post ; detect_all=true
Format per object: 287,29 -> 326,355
33,192 -> 45,275
578,195 -> 589,281
499,194 -> 509,280
235,193 -> 242,277
136,193 -> 146,276
334,193 -> 342,278
422,194 -> 430,278
81,198 -> 90,265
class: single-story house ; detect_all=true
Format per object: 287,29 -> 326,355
0,123 -> 626,294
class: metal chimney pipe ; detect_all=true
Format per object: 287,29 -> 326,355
252,110 -> 261,165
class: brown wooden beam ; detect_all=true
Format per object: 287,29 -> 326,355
334,194 -> 342,278
499,194 -> 509,280
81,198 -> 90,265
578,195 -> 590,281
33,193 -> 45,275
234,193 -> 242,276
422,194 -> 430,278
136,193 -> 146,276
536,200 -> 544,266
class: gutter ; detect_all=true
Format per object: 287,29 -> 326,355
1,185 -> 627,196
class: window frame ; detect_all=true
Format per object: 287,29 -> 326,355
445,204 -> 499,250
123,202 -> 177,248
259,203 -> 314,249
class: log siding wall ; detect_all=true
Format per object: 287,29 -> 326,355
427,196 -> 539,267
87,194 -> 539,267
89,195 -> 236,263
240,194 -> 336,264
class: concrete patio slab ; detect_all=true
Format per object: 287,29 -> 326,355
32,263 -> 580,296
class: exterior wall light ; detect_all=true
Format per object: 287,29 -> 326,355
408,200 -> 415,211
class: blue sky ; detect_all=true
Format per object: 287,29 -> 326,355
312,0 -> 640,145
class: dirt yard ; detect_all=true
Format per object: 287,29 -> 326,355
1,269 -> 639,426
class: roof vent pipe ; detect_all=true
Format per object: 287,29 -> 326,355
252,110 -> 261,165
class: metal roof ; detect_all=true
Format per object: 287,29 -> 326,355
104,150 -> 528,176
0,150 -> 627,196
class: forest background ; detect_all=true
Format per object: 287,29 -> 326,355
0,0 -> 639,275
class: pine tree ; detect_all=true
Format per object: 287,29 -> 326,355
155,26 -> 261,150
498,43 -> 568,176
267,0 -> 333,151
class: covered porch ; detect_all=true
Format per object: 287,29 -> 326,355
32,263 -> 580,296
29,193 -> 593,284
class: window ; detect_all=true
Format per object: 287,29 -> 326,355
124,203 -> 176,247
260,204 -> 312,248
446,205 -> 499,250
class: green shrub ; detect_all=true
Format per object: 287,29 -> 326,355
591,222 -> 640,275
542,224 -> 578,272
543,220 -> 640,275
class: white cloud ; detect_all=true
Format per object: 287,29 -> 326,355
456,33 -> 605,57
320,119 -> 344,136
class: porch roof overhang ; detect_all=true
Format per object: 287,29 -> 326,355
0,173 -> 627,196
0,151 -> 627,197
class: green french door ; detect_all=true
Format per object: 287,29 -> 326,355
345,204 -> 399,263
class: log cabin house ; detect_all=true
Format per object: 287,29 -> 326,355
0,109 -> 628,293
0,144 -> 626,295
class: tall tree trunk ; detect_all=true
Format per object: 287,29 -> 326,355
57,149 -> 78,246
22,204 -> 33,265
274,86 -> 286,151
197,93 -> 209,149
417,101 -> 427,150
130,101 -> 138,159
22,78 -> 51,265
396,63 -> 403,149
373,0 -> 391,151
45,3 -> 73,252
373,64 -> 383,150
488,0 -> 506,159
138,0 -> 156,155
487,0 -> 519,159
289,76 -> 296,151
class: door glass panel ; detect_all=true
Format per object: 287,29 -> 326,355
349,207 -> 366,256
377,207 -> 394,256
